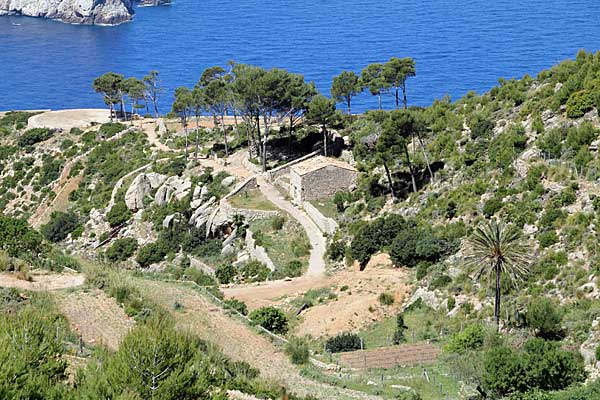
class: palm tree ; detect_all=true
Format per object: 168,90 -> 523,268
465,220 -> 531,330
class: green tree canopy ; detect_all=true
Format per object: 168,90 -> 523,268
331,70 -> 362,115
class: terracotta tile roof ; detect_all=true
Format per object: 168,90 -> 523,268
290,156 -> 358,176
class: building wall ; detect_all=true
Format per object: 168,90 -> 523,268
298,166 -> 358,202
289,169 -> 303,204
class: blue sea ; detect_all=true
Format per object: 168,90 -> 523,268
1,0 -> 600,112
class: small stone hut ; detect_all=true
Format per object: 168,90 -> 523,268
289,156 -> 358,203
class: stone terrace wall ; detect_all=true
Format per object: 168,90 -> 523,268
300,166 -> 358,201
303,201 -> 338,235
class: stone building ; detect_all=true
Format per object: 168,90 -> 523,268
289,156 -> 358,203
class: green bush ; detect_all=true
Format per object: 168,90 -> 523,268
239,260 -> 270,283
378,292 -> 394,305
17,128 -> 53,147
248,306 -> 288,334
526,297 -> 563,339
325,332 -> 362,353
445,324 -> 486,354
105,238 -> 138,262
224,298 -> 248,316
416,261 -> 430,280
566,90 -> 595,118
537,230 -> 559,248
483,197 -> 503,218
41,211 -> 79,242
98,122 -> 126,138
327,240 -> 346,261
215,264 -> 236,284
482,339 -> 586,397
285,336 -> 310,365
136,242 -> 167,267
0,216 -> 46,257
271,216 -> 285,231
393,313 -> 408,344
429,274 -> 452,290
106,201 -> 133,228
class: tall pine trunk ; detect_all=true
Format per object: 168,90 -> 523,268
221,112 -> 229,158
194,114 -> 200,161
403,145 -> 418,193
383,161 -> 396,199
418,135 -> 434,182
322,126 -> 328,157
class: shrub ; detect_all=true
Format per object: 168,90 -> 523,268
526,297 -> 563,339
215,264 -> 236,284
107,201 -> 133,228
447,296 -> 456,311
17,128 -> 53,147
98,122 -> 126,138
271,216 -> 285,231
429,274 -> 452,290
393,313 -> 408,344
482,339 -> 586,397
537,230 -> 559,248
483,197 -> 503,218
325,332 -> 362,353
378,292 -> 394,306
136,242 -> 167,267
248,306 -> 288,334
416,261 -> 430,280
224,298 -> 248,316
239,261 -> 270,283
276,260 -> 303,278
327,240 -> 346,261
0,216 -> 45,257
285,337 -> 310,365
566,90 -> 595,118
105,238 -> 138,262
445,324 -> 486,354
41,211 -> 79,242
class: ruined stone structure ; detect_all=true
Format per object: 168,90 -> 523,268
289,156 -> 358,203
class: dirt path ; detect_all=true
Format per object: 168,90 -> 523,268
255,175 -> 326,277
56,289 -> 135,350
135,119 -> 173,152
0,271 -> 85,291
137,279 -> 380,400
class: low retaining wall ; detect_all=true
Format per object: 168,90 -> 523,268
224,176 -> 258,200
245,230 -> 276,271
303,201 -> 338,235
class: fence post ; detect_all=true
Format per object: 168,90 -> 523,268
78,335 -> 83,355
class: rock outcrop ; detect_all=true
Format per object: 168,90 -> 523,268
125,172 -> 166,210
0,0 -> 170,25
0,0 -> 135,25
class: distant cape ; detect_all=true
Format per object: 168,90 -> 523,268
0,0 -> 170,26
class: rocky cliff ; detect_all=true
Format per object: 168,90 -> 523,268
0,0 -> 134,25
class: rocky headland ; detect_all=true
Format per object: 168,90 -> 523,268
0,0 -> 170,25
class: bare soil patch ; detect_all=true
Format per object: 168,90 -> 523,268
28,109 -> 110,130
225,256 -> 412,338
0,271 -> 85,291
56,289 -> 135,350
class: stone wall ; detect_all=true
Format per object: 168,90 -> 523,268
245,230 -> 276,271
223,176 -> 258,200
303,201 -> 338,235
295,165 -> 358,202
